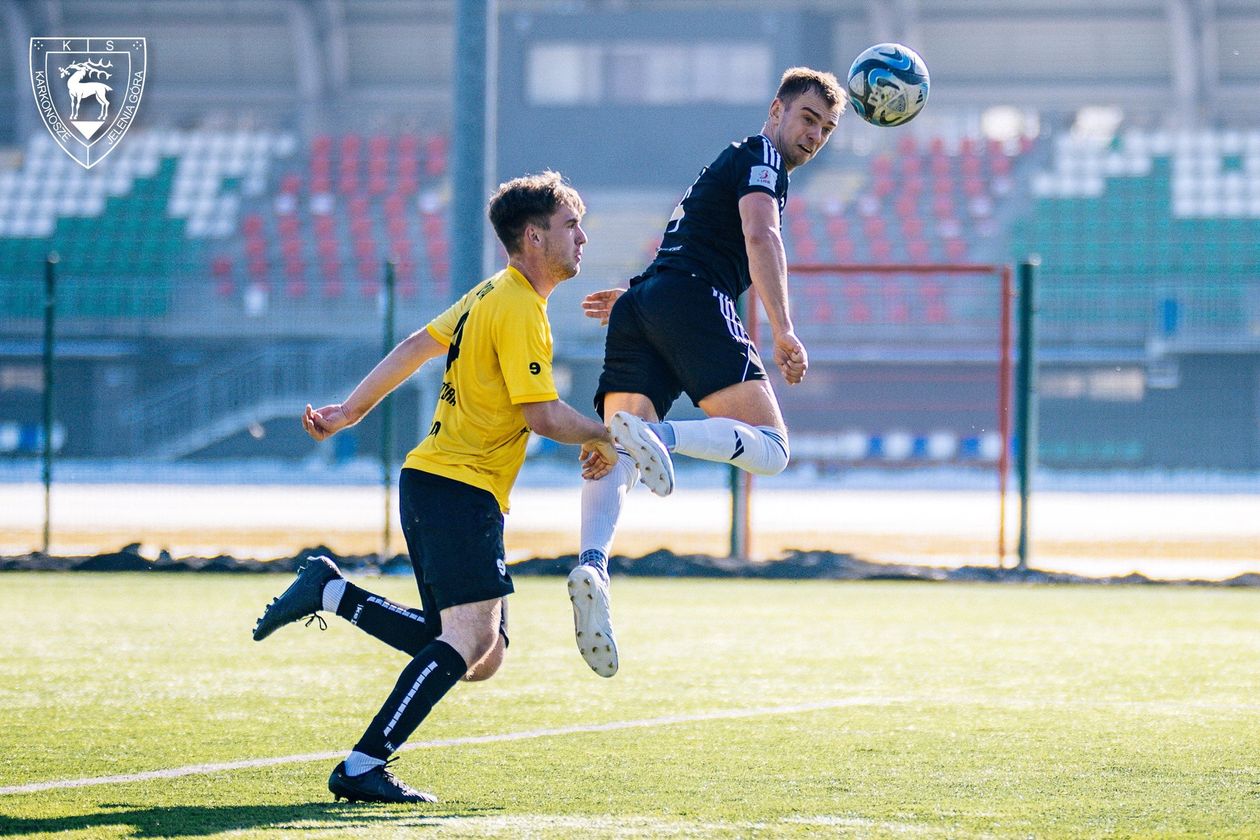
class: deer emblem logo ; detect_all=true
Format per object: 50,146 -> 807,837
29,38 -> 147,169
58,59 -> 113,120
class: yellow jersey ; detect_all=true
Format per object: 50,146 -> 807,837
402,266 -> 559,512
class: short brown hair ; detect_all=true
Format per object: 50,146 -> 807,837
776,66 -> 845,113
488,170 -> 585,256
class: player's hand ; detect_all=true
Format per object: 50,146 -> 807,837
581,288 -> 625,326
579,435 -> 618,480
302,403 -> 352,441
773,330 -> 808,385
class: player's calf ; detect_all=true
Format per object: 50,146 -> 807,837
664,417 -> 790,476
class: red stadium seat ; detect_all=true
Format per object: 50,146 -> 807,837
353,237 -> 376,262
843,279 -> 871,324
424,134 -> 448,176
921,278 -> 948,324
321,270 -> 344,299
882,278 -> 910,323
794,237 -> 818,262
421,213 -> 443,238
284,258 -> 307,298
211,256 -> 234,296
387,214 -> 409,237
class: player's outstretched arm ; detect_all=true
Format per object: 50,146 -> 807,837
301,329 -> 446,442
739,192 -> 808,385
581,288 -> 625,326
520,399 -> 617,479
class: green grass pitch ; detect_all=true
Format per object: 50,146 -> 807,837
1,573 -> 1257,838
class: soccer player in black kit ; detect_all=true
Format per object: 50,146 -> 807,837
567,67 -> 845,678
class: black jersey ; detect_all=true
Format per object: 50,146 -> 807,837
641,133 -> 789,300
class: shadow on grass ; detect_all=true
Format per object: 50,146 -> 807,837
0,801 -> 504,837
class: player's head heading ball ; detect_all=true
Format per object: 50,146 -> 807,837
489,171 -> 586,256
775,67 -> 845,114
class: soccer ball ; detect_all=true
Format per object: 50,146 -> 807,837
846,43 -> 930,127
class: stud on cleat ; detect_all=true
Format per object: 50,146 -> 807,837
327,759 -> 436,804
567,563 -> 619,677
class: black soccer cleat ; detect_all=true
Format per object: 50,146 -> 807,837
328,759 -> 437,803
252,555 -> 342,641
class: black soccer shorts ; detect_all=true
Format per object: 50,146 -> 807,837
398,468 -> 514,626
594,269 -> 767,420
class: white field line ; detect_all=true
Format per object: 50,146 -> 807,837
6,694 -> 1257,797
0,699 -> 867,796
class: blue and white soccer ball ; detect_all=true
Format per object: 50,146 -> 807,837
846,43 -> 930,127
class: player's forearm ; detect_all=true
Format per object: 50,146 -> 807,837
343,330 -> 443,423
522,399 -> 609,446
746,232 -> 794,336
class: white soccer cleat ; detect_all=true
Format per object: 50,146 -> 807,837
610,411 -> 675,497
567,564 -> 618,678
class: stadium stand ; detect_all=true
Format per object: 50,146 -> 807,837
207,132 -> 452,305
1013,130 -> 1260,349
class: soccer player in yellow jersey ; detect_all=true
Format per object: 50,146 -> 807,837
251,171 -> 615,804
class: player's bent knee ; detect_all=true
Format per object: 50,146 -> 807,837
747,426 -> 789,476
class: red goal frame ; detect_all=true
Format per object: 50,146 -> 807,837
737,262 -> 1015,568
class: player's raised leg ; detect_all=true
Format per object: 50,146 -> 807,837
252,555 -> 439,654
648,379 -> 791,476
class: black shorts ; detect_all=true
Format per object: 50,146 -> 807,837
594,269 -> 767,420
399,468 -> 515,621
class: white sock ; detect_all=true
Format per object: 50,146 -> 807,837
322,578 -> 347,613
344,750 -> 386,776
668,418 -> 790,476
580,450 -> 638,564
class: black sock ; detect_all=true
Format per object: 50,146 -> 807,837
335,581 -> 437,656
353,639 -> 468,758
